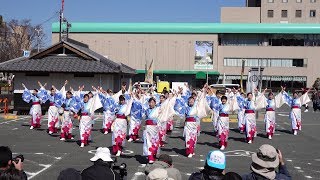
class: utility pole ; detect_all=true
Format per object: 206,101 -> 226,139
59,0 -> 64,42
35,27 -> 42,52
240,59 -> 245,93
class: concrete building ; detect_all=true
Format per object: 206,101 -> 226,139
51,1 -> 320,90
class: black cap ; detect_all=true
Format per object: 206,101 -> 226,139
158,154 -> 172,165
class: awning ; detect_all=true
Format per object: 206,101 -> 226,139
196,71 -> 206,79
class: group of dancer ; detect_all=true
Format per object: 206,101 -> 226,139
22,81 -> 311,163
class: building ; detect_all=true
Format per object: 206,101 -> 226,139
0,40 -> 135,112
51,0 -> 320,90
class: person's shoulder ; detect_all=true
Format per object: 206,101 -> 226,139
241,172 -> 254,180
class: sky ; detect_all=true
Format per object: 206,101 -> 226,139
0,0 -> 245,46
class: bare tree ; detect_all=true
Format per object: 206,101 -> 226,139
0,19 -> 46,62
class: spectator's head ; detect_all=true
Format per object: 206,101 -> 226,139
57,168 -> 81,180
0,168 -> 25,180
251,144 -> 279,179
224,172 -> 242,180
90,147 -> 113,163
83,94 -> 89,103
158,154 -> 173,166
205,150 -> 226,173
147,168 -> 173,180
0,146 -> 12,170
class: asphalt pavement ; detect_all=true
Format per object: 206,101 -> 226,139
0,106 -> 319,180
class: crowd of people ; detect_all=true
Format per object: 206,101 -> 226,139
2,80 -> 310,179
0,144 -> 292,180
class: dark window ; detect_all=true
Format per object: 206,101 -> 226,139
74,73 -> 94,77
282,10 -> 288,18
310,10 -> 316,17
292,59 -> 304,67
268,10 -> 274,17
26,72 -> 49,76
296,10 -> 302,17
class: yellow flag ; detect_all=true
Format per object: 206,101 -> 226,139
145,59 -> 154,84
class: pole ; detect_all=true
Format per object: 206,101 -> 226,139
35,28 -> 42,52
206,51 -> 209,84
59,0 -> 64,42
258,59 -> 262,92
240,59 -> 245,93
59,10 -> 62,41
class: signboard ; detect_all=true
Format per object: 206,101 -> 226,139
23,50 -> 30,57
194,41 -> 213,70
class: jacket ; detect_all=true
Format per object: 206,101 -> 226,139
81,161 -> 120,180
188,169 -> 224,180
145,161 -> 182,180
242,165 -> 292,180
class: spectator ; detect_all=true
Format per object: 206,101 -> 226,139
189,150 -> 226,180
224,172 -> 241,180
58,168 -> 81,180
81,147 -> 120,180
0,168 -> 25,180
145,154 -> 181,180
242,144 -> 291,180
147,168 -> 174,180
0,146 -> 26,180
312,90 -> 320,112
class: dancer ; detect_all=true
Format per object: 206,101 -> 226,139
99,89 -> 116,135
112,95 -> 132,156
282,87 -> 310,135
242,90 -> 267,144
60,90 -> 75,141
128,91 -> 143,142
22,83 -> 43,129
236,92 -> 246,133
72,92 -> 102,148
215,95 -> 238,150
180,85 -> 210,158
158,95 -> 167,147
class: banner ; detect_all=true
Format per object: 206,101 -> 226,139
145,59 -> 154,84
194,41 -> 213,70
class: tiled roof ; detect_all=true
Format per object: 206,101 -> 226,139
0,41 -> 135,74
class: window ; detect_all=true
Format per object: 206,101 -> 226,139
282,10 -> 288,18
310,10 -> 316,17
311,0 -> 316,2
296,10 -> 302,17
296,0 -> 302,2
223,58 -> 305,68
268,0 -> 274,2
282,0 -> 288,2
268,10 -> 274,18
292,59 -> 304,67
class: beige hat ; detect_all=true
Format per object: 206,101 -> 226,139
147,168 -> 174,180
251,144 -> 280,179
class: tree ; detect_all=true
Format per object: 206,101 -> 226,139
0,19 -> 46,62
312,78 -> 320,90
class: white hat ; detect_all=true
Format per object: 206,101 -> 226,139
90,147 -> 113,162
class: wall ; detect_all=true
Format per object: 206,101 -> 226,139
217,45 -> 320,86
221,7 -> 261,23
13,73 -> 116,91
261,0 -> 320,23
52,33 -> 219,72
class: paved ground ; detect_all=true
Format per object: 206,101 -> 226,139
0,107 -> 320,180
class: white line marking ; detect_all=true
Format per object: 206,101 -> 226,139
186,173 -> 192,176
305,176 -> 312,179
169,155 -> 179,157
278,114 -> 289,117
294,167 -> 301,169
28,164 -> 53,179
12,128 -> 18,130
35,153 -> 44,155
308,163 -> 312,165
287,159 -> 293,162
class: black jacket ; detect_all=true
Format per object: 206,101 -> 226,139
189,169 -> 224,180
242,165 -> 292,180
81,161 -> 120,180
0,168 -> 28,180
